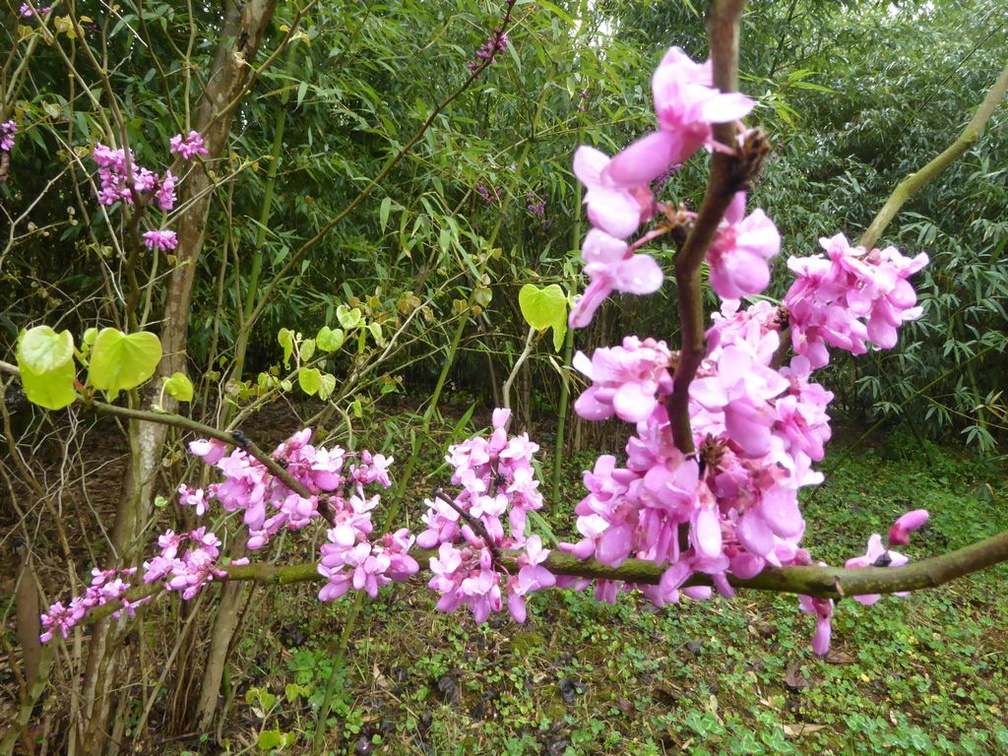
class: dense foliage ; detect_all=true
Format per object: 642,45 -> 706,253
1,0 -> 1006,753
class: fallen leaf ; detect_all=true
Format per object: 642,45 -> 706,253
783,663 -> 810,692
825,650 -> 856,665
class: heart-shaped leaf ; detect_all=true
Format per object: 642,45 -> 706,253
18,360 -> 77,410
518,284 -> 568,352
88,328 -> 162,395
336,305 -> 362,330
317,372 -> 336,400
277,328 -> 295,366
163,372 -> 194,402
18,326 -> 74,374
316,326 -> 345,352
298,338 -> 316,362
298,367 -> 322,396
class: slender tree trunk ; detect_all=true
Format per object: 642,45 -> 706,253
78,3 -> 278,752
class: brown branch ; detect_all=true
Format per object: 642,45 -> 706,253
0,360 -> 313,503
665,0 -> 751,454
433,490 -> 503,566
72,527 -> 1008,632
859,59 -> 1008,250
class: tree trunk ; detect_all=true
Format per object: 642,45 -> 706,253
77,3 -> 278,752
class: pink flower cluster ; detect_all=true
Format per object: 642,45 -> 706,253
40,567 -> 144,642
785,233 -> 929,367
19,3 -> 51,18
564,47 -> 930,653
143,527 -> 222,599
1,120 -> 16,152
800,509 -> 930,654
569,48 -> 778,327
92,139 -> 185,251
143,229 -> 178,251
419,408 -> 555,623
563,315 -> 828,607
93,143 -> 176,210
467,27 -> 509,72
188,430 -> 388,551
169,130 -> 209,160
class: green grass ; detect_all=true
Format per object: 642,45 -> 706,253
212,431 -> 1008,756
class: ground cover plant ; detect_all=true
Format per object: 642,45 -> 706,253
220,433 -> 1008,755
2,0 -> 1007,754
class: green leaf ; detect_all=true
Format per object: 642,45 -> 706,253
336,305 -> 362,330
367,322 -> 382,345
18,360 -> 77,410
18,326 -> 74,373
163,372 -> 194,402
317,372 -> 336,400
298,367 -> 322,396
518,284 -> 568,352
316,326 -> 345,352
87,329 -> 162,396
257,729 -> 282,749
379,196 -> 392,232
278,328 -> 294,366
299,338 -> 316,362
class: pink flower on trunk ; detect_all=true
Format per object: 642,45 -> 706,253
143,229 -> 178,251
573,146 -> 654,239
169,131 -> 209,160
707,192 -> 780,300
569,230 -> 663,328
605,47 -> 754,187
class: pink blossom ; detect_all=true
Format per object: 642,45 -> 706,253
785,234 -> 928,367
0,120 -> 16,152
169,131 -> 209,160
798,595 -> 834,655
178,484 -> 209,516
573,146 -> 654,239
888,509 -> 929,547
845,534 -> 909,606
604,47 -> 754,186
690,340 -> 790,458
143,229 -> 178,251
467,27 -> 508,71
156,170 -> 177,211
706,193 -> 780,300
189,437 -> 228,464
569,230 -> 664,328
573,336 -> 674,423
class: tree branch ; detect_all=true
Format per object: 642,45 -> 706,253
73,527 -> 1008,632
666,0 -> 753,454
859,59 -> 1008,250
0,360 -> 314,505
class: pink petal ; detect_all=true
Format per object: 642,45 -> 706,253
603,131 -> 681,187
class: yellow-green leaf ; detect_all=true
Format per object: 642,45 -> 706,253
163,372 -> 194,402
18,326 -> 74,373
87,328 -> 162,395
518,284 -> 568,352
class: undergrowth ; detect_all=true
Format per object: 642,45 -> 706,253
184,427 -> 1007,755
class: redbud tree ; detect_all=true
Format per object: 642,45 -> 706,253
2,0 -> 1008,752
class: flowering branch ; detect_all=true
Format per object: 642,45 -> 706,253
433,489 -> 502,566
0,360 -> 314,505
72,527 -> 1008,630
665,0 -> 755,454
